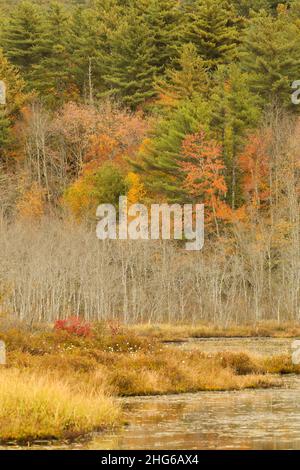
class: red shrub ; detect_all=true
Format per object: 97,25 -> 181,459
54,316 -> 92,338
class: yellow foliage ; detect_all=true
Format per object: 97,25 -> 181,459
138,138 -> 152,154
126,172 -> 146,205
63,163 -> 126,220
62,172 -> 95,220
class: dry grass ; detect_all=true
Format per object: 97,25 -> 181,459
0,368 -> 120,443
101,350 -> 280,395
6,348 -> 280,397
1,328 -> 291,397
129,322 -> 300,341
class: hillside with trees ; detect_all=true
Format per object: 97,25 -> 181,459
1,0 -> 300,324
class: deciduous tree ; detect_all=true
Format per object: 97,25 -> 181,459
179,128 -> 229,232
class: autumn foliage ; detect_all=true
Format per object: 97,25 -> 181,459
52,101 -> 148,175
54,316 -> 93,338
16,182 -> 45,221
63,162 -> 126,220
238,131 -> 271,209
126,172 -> 146,205
179,129 -> 231,228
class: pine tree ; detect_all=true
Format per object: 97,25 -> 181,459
142,0 -> 182,74
183,0 -> 239,70
68,0 -> 124,100
101,8 -> 158,109
240,6 -> 300,109
2,1 -> 45,83
30,2 -> 71,105
0,49 -> 27,152
134,96 -> 211,202
230,0 -> 270,16
155,43 -> 209,106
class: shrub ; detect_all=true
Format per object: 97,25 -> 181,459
54,316 -> 92,338
62,162 -> 127,220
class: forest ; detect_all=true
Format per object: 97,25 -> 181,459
1,0 -> 300,325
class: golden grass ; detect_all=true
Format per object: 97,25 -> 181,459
100,350 -> 280,395
129,322 -> 300,341
6,347 -> 280,397
1,329 -> 289,397
0,368 -> 120,443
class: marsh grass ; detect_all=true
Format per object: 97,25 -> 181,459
0,369 -> 119,443
1,328 -> 289,396
1,326 -> 299,443
129,322 -> 300,341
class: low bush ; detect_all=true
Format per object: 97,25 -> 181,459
54,317 -> 93,338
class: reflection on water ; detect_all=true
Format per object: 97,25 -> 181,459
2,338 -> 300,450
90,376 -> 300,450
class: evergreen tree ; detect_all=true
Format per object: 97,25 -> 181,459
211,64 -> 260,208
240,6 -> 300,109
183,0 -> 239,70
101,8 -> 157,109
31,2 -> 71,105
230,0 -> 270,16
2,1 -> 45,83
142,0 -> 182,75
0,49 -> 27,152
68,0 -> 123,100
155,43 -> 209,106
134,97 -> 211,201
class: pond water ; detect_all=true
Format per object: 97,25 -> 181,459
89,375 -> 300,450
3,338 -> 300,450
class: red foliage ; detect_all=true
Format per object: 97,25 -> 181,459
54,316 -> 93,338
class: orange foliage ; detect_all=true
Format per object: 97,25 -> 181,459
179,129 -> 230,224
16,182 -> 45,221
238,131 -> 271,209
86,134 -> 119,166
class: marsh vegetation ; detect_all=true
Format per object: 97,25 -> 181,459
0,323 -> 299,444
